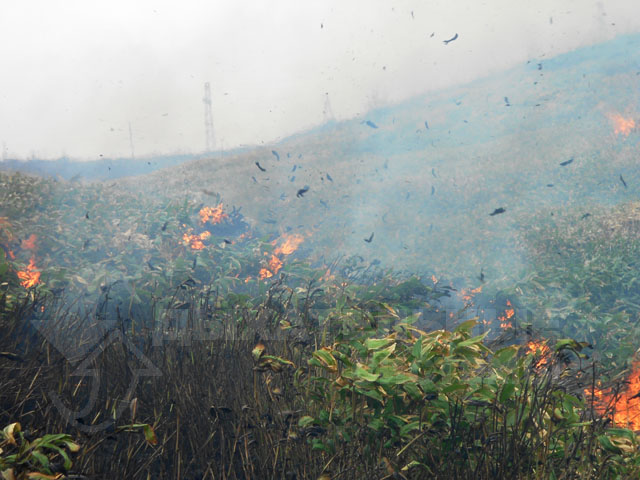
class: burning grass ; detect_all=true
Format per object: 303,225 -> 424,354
3,168 -> 640,477
198,203 -> 228,225
586,360 -> 640,431
182,229 -> 211,250
1,277 -> 636,479
258,233 -> 306,279
2,37 -> 640,476
16,256 -> 40,288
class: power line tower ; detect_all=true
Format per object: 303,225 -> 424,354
322,92 -> 335,122
128,122 -> 135,159
203,82 -> 215,152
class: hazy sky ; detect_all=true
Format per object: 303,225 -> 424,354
1,1 -> 639,160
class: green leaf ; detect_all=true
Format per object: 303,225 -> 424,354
298,416 -> 315,428
554,339 -> 583,352
399,421 -> 421,437
605,428 -> 636,442
43,444 -> 71,471
143,424 -> 157,445
311,440 -> 329,452
378,373 -> 416,386
260,355 -> 295,367
362,389 -> 383,402
411,339 -> 423,359
455,320 -> 477,334
597,434 -> 621,454
62,440 -> 81,453
402,460 -> 430,473
368,418 -> 384,431
310,349 -> 338,372
2,423 -> 20,445
442,383 -> 469,394
493,345 -> 519,365
365,338 -> 394,351
29,451 -> 50,470
251,342 -> 266,361
499,381 -> 516,403
372,346 -> 396,365
25,473 -> 63,479
457,331 -> 489,348
403,382 -> 423,401
353,366 -> 380,382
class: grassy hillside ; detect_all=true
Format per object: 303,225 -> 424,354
116,34 -> 640,287
2,34 -> 640,479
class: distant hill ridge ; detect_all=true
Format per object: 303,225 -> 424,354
2,33 -> 639,183
0,153 -> 212,182
4,33 -> 640,284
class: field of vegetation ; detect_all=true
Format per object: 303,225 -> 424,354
3,167 -> 640,479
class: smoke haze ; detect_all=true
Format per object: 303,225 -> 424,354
1,0 -> 639,159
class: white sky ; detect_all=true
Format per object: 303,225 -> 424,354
1,1 -> 638,160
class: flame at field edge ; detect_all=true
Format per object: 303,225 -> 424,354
587,360 -> 640,431
17,256 -> 41,288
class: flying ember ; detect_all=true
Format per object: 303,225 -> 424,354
319,268 -> 335,282
20,233 -> 37,250
607,112 -> 636,136
199,204 -> 229,225
460,286 -> 483,303
17,256 -> 41,288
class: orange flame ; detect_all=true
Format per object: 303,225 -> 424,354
587,360 -> 640,431
268,254 -> 283,274
608,112 -> 636,136
499,300 -> 515,328
259,268 -> 273,279
320,268 -> 335,282
199,204 -> 229,225
17,256 -> 41,288
20,234 -> 37,250
182,230 -> 211,250
259,233 -> 305,279
274,233 -> 304,256
259,255 -> 284,279
524,340 -> 550,368
505,300 -> 515,319
460,286 -> 483,303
